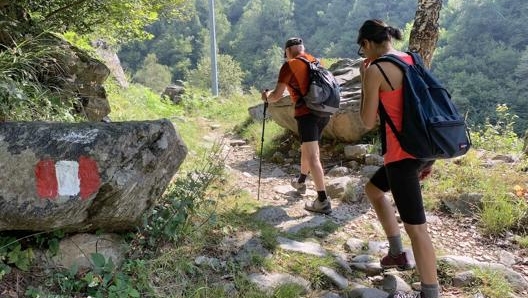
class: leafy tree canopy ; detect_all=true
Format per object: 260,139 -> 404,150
13,0 -> 190,42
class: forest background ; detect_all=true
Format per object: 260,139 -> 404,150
118,0 -> 528,135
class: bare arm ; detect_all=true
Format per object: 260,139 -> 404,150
360,65 -> 382,130
261,82 -> 288,103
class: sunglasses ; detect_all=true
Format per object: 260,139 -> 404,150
357,41 -> 365,58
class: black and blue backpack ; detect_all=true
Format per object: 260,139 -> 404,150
372,51 -> 471,160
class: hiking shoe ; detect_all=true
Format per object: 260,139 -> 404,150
290,178 -> 307,194
304,198 -> 331,215
380,252 -> 413,270
388,291 -> 423,298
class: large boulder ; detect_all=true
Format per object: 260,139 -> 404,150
56,36 -> 112,121
93,39 -> 129,88
265,58 -> 370,142
161,81 -> 186,104
0,119 -> 187,232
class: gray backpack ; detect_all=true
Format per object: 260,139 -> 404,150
294,57 -> 341,117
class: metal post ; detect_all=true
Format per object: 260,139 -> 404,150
209,0 -> 219,96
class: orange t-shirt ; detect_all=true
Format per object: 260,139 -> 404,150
277,53 -> 317,117
378,54 -> 416,165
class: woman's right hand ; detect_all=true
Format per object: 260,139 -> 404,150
261,89 -> 270,102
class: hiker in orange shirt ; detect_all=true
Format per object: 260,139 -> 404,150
262,37 -> 331,215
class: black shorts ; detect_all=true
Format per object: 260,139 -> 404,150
295,113 -> 330,143
369,158 -> 435,225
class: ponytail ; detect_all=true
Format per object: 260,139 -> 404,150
387,26 -> 403,41
357,19 -> 402,44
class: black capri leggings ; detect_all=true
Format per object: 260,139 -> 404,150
369,158 -> 434,225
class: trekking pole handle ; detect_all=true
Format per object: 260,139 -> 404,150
262,89 -> 270,104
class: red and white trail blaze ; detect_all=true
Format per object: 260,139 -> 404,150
35,156 -> 100,200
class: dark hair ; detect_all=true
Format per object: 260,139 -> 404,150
357,19 -> 402,44
285,37 -> 303,49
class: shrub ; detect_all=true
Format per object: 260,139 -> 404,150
133,53 -> 172,93
140,142 -> 226,250
470,104 -> 522,154
186,54 -> 246,96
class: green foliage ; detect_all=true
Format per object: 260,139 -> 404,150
0,33 -> 78,121
16,0 -> 190,43
240,119 -> 288,158
0,230 -> 69,282
480,193 -> 526,235
201,91 -> 259,125
61,31 -> 94,52
434,0 -> 528,134
517,235 -> 528,248
140,142 -> 226,249
272,250 -> 336,289
106,80 -> 183,121
186,54 -> 246,96
0,236 -> 34,272
471,267 -> 513,297
271,283 -> 307,297
470,104 -> 522,154
426,152 -> 484,197
115,0 -> 528,136
132,53 -> 173,93
119,0 -> 417,90
35,253 -> 142,297
4,244 -> 33,271
33,229 -> 65,256
424,148 -> 528,236
422,103 -> 528,235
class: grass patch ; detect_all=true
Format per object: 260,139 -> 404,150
107,81 -> 183,121
421,147 -> 528,236
480,193 -> 527,235
240,119 -> 289,158
271,250 -> 337,290
202,92 -> 261,127
516,235 -> 528,248
470,267 -> 512,297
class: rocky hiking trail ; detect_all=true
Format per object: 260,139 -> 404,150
217,131 -> 528,298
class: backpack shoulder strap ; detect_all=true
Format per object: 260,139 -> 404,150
295,56 -> 324,69
295,56 -> 308,64
290,56 -> 312,97
371,54 -> 410,90
406,51 -> 425,67
372,54 -> 409,70
373,64 -> 395,91
371,54 -> 409,150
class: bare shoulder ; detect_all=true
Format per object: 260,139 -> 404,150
364,63 -> 383,80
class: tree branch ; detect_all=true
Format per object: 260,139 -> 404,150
44,0 -> 90,20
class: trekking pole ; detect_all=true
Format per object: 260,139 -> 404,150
257,98 -> 268,201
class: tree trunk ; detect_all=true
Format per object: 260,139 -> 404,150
409,0 -> 443,68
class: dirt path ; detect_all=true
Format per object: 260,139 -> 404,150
220,132 -> 528,294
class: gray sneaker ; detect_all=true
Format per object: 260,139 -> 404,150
304,198 -> 331,215
290,178 -> 307,194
